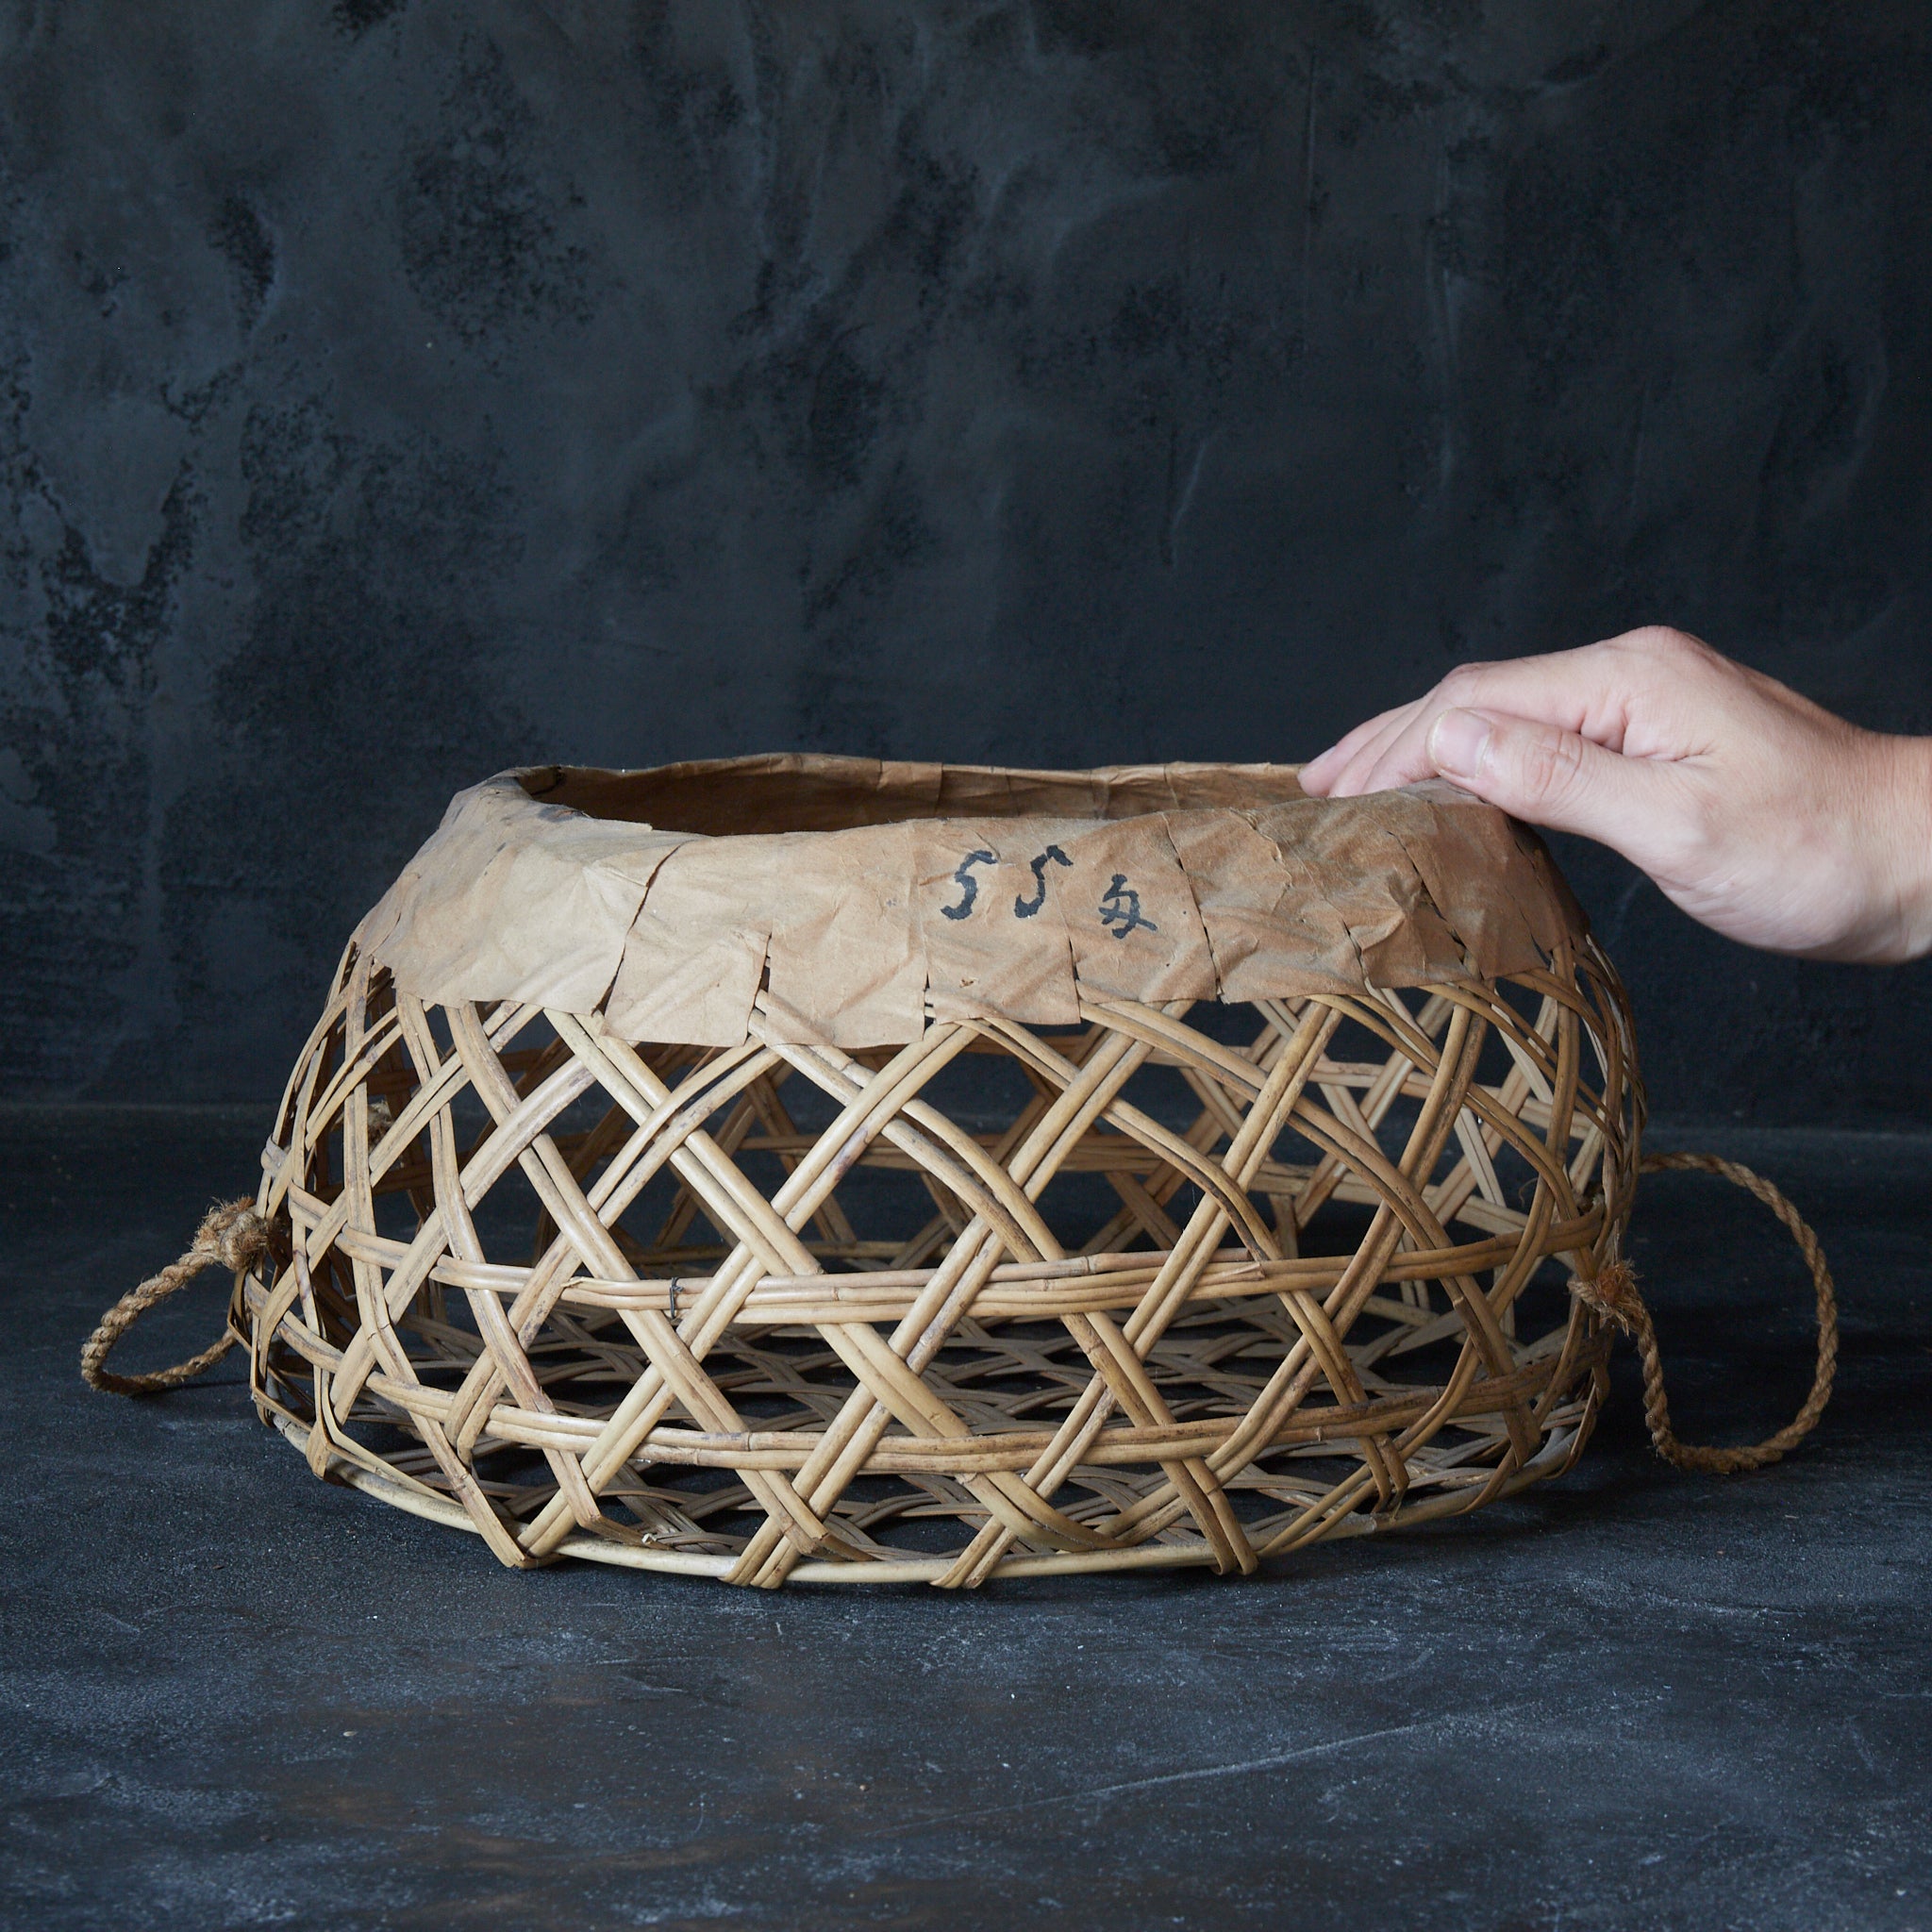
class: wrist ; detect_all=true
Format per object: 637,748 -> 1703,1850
1867,734 -> 1932,963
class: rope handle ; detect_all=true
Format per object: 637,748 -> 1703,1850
79,1197 -> 270,1396
1573,1151 -> 1839,1473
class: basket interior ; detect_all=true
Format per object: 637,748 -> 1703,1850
521,758 -> 1310,836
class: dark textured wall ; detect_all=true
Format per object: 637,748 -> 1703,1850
3,1 -> 1930,1119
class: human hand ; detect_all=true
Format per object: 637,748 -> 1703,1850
1298,626 -> 1932,963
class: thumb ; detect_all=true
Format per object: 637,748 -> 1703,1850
1425,708 -> 1659,848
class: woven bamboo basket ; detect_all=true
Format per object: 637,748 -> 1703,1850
85,758 -> 1837,1587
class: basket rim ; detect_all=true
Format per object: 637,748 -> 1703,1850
352,755 -> 1589,1050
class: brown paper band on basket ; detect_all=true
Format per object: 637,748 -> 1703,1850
912,820 -> 1081,1027
361,758 -> 1584,1047
607,915 -> 769,1048
1159,808 -> 1366,1001
1260,794 -> 1474,987
610,825 -> 926,1047
1055,816 -> 1217,1003
367,778 -> 686,1012
765,825 -> 925,1045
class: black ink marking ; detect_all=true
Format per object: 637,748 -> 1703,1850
1014,844 -> 1072,919
1098,874 -> 1158,940
941,850 -> 999,921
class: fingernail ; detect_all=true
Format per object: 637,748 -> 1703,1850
1428,708 -> 1491,778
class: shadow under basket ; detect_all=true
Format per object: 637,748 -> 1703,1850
86,757 -> 1835,1588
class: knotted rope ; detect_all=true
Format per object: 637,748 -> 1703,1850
79,1197 -> 269,1397
1572,1151 -> 1838,1473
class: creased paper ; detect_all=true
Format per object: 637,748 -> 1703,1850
362,758 -> 1588,1047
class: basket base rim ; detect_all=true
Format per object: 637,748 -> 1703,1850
265,1411 -> 1586,1586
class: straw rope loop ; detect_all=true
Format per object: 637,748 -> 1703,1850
80,1198 -> 268,1397
1571,1151 -> 1838,1474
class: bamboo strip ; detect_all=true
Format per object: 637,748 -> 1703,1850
225,912 -> 1641,1586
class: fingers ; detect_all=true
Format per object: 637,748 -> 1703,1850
1304,643 -> 1631,798
1300,699 -> 1425,796
1303,633 -> 1724,798
1366,661 -> 1612,793
1418,634 -> 1700,751
1423,708 -> 1674,859
1299,702 -> 1417,796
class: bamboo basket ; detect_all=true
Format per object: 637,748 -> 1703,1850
84,758 -> 1836,1588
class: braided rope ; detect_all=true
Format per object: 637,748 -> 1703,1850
80,1198 -> 268,1397
1573,1152 -> 1838,1474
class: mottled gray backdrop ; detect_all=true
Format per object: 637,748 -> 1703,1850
4,1 -> 1929,1118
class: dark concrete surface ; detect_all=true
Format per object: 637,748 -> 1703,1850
3,1105 -> 1927,1930
6,2 -> 1932,1122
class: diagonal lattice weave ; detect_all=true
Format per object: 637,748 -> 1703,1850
231,926 -> 1640,1587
